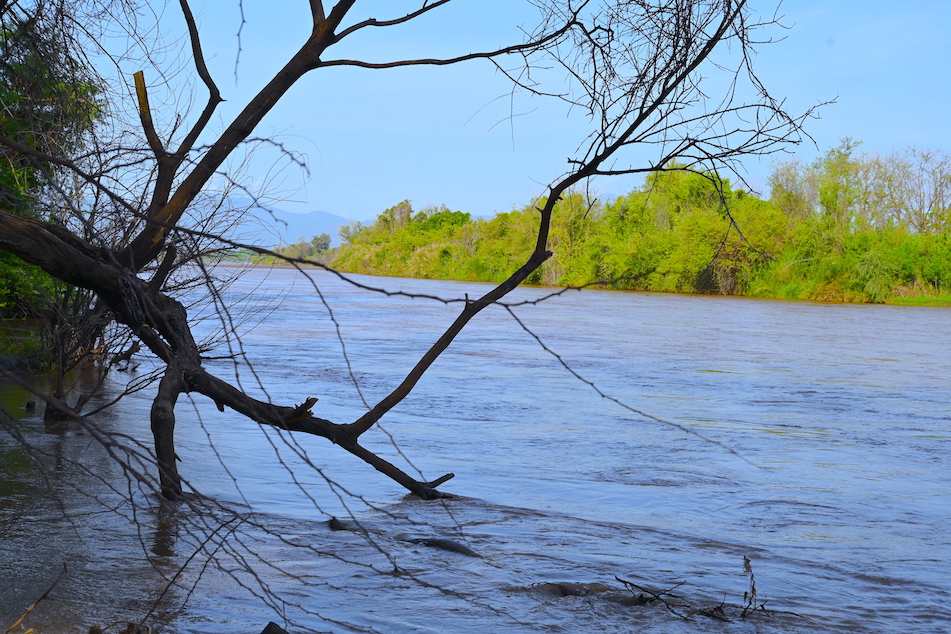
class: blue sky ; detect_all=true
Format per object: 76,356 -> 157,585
185,1 -> 951,221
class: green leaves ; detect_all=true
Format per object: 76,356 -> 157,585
330,154 -> 951,304
0,17 -> 102,316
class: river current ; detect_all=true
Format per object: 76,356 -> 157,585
1,266 -> 949,633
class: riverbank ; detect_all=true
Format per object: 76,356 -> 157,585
213,259 -> 951,307
324,161 -> 951,306
881,294 -> 951,307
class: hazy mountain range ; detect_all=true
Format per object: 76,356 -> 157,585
234,208 -> 354,248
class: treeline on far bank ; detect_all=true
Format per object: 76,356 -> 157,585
330,141 -> 951,305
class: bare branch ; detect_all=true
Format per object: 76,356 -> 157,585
346,248 -> 553,437
124,0 -> 359,267
174,0 -> 224,158
333,0 -> 454,40
317,11 -> 580,70
132,70 -> 165,158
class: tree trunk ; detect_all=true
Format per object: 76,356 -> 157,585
151,364 -> 184,499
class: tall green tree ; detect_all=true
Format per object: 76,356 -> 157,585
815,138 -> 863,237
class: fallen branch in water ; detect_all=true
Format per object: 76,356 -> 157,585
614,556 -> 790,624
615,575 -> 689,619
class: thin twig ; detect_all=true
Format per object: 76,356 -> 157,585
5,563 -> 68,634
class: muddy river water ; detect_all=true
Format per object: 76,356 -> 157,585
1,266 -> 949,632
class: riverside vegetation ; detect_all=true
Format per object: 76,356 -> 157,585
317,141 -> 951,305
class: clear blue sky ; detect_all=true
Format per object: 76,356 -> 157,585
185,1 -> 951,221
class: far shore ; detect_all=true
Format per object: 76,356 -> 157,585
207,260 -> 951,307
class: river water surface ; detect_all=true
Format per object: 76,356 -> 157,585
1,266 -> 949,633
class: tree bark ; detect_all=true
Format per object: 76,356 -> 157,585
152,364 -> 184,499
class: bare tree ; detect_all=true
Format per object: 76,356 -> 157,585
770,144 -> 951,232
902,147 -> 951,233
0,0 -> 815,504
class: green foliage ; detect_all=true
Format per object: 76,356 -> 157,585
419,209 -> 471,232
0,319 -> 51,365
334,201 -> 493,280
329,152 -> 951,305
917,232 -> 951,290
0,251 -> 59,315
1,19 -> 100,206
816,138 -> 862,232
0,17 -> 101,316
247,233 -> 335,265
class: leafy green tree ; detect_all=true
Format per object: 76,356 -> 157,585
339,220 -> 366,245
815,138 -> 863,237
311,233 -> 332,253
768,159 -> 816,222
0,14 -> 99,316
418,209 -> 470,232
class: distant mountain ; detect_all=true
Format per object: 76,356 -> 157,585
234,208 -> 354,248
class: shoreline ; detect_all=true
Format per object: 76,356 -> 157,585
208,261 -> 951,307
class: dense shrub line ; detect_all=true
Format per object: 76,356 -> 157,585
331,143 -> 951,305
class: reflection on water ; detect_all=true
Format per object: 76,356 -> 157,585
2,267 -> 950,632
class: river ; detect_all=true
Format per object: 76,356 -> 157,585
1,266 -> 949,633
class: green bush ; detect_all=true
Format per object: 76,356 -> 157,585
330,162 -> 951,305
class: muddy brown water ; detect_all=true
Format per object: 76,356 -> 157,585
2,267 -> 949,632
